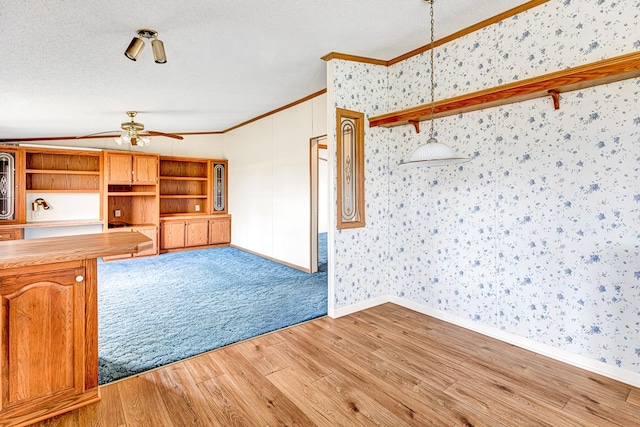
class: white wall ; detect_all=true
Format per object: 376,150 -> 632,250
318,148 -> 328,233
223,93 -> 327,271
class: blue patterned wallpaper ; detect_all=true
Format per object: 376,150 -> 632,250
329,0 -> 640,374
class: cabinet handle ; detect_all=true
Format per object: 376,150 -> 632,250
75,276 -> 84,282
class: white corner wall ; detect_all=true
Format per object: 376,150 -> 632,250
223,93 -> 327,271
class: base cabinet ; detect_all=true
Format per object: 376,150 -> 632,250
209,217 -> 231,244
0,228 -> 22,241
161,215 -> 231,251
0,260 -> 99,426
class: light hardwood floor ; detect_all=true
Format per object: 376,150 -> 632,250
35,303 -> 640,426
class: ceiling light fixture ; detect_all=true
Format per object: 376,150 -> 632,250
124,29 -> 167,64
115,111 -> 152,147
403,0 -> 470,168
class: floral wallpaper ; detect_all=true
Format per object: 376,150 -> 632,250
329,0 -> 640,375
329,59 -> 391,307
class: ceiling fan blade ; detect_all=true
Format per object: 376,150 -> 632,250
75,130 -> 120,139
146,130 -> 184,140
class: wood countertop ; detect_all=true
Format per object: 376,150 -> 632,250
0,232 -> 152,269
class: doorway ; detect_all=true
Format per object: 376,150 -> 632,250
310,135 -> 327,273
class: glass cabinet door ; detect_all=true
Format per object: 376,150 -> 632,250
0,152 -> 15,220
213,163 -> 225,212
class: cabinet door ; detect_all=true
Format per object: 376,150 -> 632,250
0,152 -> 17,222
185,220 -> 209,247
0,265 -> 86,411
209,217 -> 231,244
0,228 -> 21,241
133,155 -> 158,184
161,221 -> 186,249
133,226 -> 158,257
107,153 -> 133,184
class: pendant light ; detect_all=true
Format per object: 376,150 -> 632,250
403,0 -> 470,168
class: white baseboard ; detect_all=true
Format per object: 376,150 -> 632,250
389,296 -> 640,389
329,295 -> 640,388
328,295 -> 390,318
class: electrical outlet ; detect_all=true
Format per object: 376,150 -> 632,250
195,205 -> 200,212
32,211 -> 41,219
114,210 -> 121,217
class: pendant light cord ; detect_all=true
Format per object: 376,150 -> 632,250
428,0 -> 436,141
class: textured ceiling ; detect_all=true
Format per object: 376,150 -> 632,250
0,0 -> 530,140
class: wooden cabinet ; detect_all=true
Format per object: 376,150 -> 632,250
186,220 -> 209,247
160,221 -> 185,250
0,232 -> 150,426
209,216 -> 231,244
104,152 -> 159,244
160,215 -> 231,251
0,147 -> 24,224
159,157 -> 227,216
0,228 -> 22,241
161,220 -> 209,249
0,260 -> 99,425
106,152 -> 158,185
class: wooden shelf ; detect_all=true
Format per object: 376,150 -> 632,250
26,189 -> 100,194
160,176 -> 208,181
107,191 -> 157,196
26,169 -> 100,175
369,51 -> 640,130
160,195 -> 208,199
0,219 -> 104,229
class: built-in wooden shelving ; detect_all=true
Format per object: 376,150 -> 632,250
369,51 -> 640,131
25,149 -> 102,192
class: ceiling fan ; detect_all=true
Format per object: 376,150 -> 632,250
79,111 -> 184,146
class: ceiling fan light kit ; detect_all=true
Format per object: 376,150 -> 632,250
125,29 -> 167,63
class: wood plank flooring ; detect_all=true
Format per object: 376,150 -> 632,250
34,303 -> 640,426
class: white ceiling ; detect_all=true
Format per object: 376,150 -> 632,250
0,0 -> 530,140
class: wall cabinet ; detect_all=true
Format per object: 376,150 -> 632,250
106,152 -> 157,185
0,260 -> 99,425
0,148 -> 24,224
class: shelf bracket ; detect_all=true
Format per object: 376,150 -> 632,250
408,120 -> 421,133
548,90 -> 560,110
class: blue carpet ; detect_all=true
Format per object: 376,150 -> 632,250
97,233 -> 327,384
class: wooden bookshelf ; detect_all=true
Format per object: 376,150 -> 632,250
25,149 -> 102,192
159,157 -> 211,216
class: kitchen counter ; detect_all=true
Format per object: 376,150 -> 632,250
0,231 -> 152,426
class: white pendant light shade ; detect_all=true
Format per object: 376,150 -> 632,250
403,0 -> 472,169
403,137 -> 470,167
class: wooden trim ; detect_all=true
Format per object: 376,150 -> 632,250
230,244 -> 311,273
321,52 -> 387,66
370,51 -> 640,129
336,108 -> 365,230
388,0 -> 550,65
321,1 -> 549,67
223,89 -> 328,133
